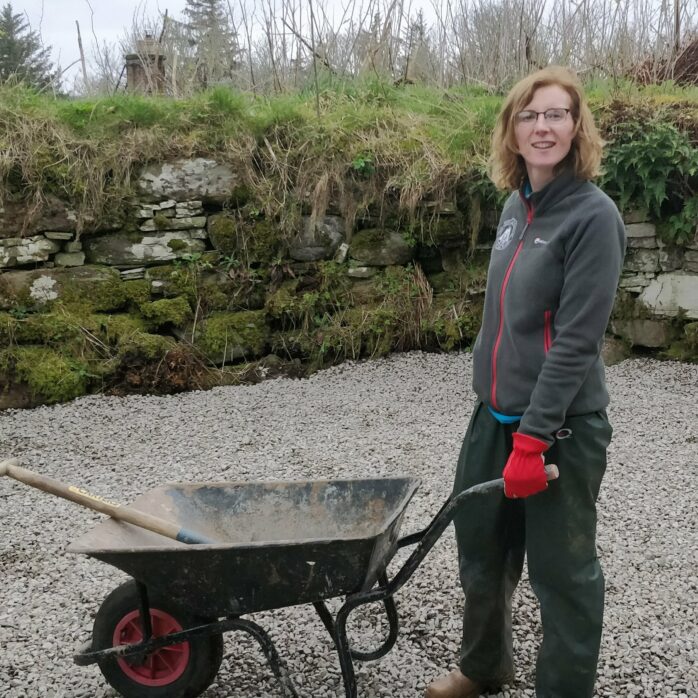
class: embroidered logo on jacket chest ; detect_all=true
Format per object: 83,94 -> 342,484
494,218 -> 517,250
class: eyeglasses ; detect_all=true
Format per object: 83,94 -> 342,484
515,108 -> 571,124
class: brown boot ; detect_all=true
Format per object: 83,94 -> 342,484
425,670 -> 482,698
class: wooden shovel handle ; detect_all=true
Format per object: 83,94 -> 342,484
0,458 -> 213,545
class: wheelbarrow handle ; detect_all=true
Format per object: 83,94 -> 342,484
0,458 -> 214,545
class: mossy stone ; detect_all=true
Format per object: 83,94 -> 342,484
0,266 -> 127,313
418,213 -> 467,245
13,311 -> 83,345
140,297 -> 192,330
60,266 -> 128,312
426,271 -> 455,294
90,313 -> 146,344
265,280 -> 300,321
167,238 -> 188,252
208,212 -> 283,264
197,310 -> 269,363
350,229 -> 412,266
665,321 -> 698,362
685,321 -> 698,349
153,213 -> 171,230
8,346 -> 92,404
123,280 -> 152,307
118,331 -> 176,361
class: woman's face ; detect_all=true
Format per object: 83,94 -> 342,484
514,84 -> 575,191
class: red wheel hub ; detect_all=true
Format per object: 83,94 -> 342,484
113,608 -> 190,686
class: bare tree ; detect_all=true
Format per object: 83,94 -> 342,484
78,0 -> 698,96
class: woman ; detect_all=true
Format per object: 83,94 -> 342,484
426,67 -> 626,698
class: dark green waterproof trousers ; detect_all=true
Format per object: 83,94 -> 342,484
453,401 -> 612,698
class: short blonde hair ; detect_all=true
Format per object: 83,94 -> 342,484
488,66 -> 604,191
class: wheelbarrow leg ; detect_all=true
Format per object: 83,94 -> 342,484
329,573 -> 400,698
314,574 -> 399,662
333,602 -> 358,698
230,618 -> 300,698
135,581 -> 152,641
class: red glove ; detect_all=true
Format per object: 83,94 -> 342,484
503,432 -> 549,498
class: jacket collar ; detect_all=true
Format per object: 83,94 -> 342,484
520,170 -> 585,216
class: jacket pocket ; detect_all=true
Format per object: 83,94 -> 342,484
543,310 -> 552,353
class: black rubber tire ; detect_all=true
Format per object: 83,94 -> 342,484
92,580 -> 223,698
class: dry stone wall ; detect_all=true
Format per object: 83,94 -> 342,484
1,157 -> 697,408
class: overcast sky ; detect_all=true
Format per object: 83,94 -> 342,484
17,0 -> 436,89
17,0 -> 187,85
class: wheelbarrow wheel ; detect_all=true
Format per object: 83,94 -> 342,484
92,580 -> 223,698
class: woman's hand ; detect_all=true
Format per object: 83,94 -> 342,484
503,432 -> 549,498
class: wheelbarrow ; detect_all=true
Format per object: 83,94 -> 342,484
1,457 -> 557,698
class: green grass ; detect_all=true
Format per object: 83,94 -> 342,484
0,78 -> 696,235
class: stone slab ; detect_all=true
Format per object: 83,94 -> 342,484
289,216 -> 345,262
622,210 -> 651,224
624,249 -> 660,274
347,266 -> 378,279
625,222 -> 656,238
626,236 -> 657,249
137,158 -> 239,204
611,318 -> 671,348
0,266 -> 123,310
0,195 -> 77,238
139,216 -> 207,232
44,231 -> 74,241
619,274 -> 652,289
0,235 -> 60,268
639,271 -> 698,319
54,252 -> 85,267
120,268 -> 146,280
659,248 -> 683,272
84,231 -> 206,267
349,229 -> 412,267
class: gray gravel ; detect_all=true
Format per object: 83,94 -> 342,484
1,351 -> 696,698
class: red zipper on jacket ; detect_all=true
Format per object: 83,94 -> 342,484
544,310 -> 552,352
490,196 -> 534,410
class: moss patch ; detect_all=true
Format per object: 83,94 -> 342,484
197,310 -> 269,361
90,313 -> 146,345
123,280 -> 152,307
418,213 -> 467,246
665,320 -> 698,362
118,331 -> 176,361
13,311 -> 83,345
167,238 -> 188,252
6,346 -> 93,404
60,267 -> 128,312
208,211 -> 284,264
140,297 -> 192,330
153,213 -> 171,230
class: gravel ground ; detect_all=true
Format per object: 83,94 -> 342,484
0,351 -> 696,698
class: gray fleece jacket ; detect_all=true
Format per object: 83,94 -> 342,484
471,171 -> 626,446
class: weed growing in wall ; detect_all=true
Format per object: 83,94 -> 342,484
600,113 -> 698,243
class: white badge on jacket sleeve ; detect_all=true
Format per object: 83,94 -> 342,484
494,218 -> 518,250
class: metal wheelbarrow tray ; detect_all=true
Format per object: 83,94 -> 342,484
66,474 -> 515,698
68,477 -> 419,618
